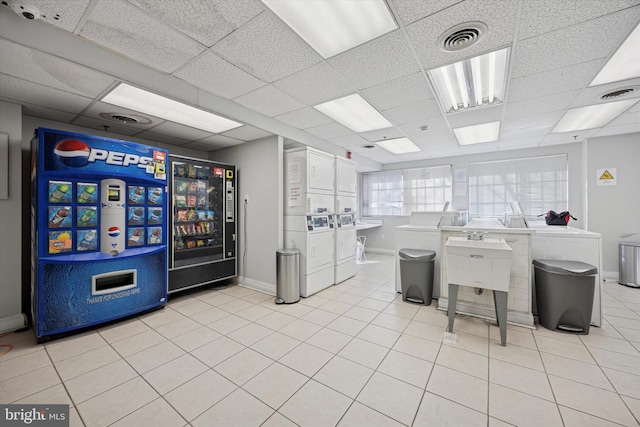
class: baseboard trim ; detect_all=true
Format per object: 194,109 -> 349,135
0,313 -> 27,334
237,277 -> 276,296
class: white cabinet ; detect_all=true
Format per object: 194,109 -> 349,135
285,147 -> 335,215
336,156 -> 357,196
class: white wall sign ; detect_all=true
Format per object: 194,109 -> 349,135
596,168 -> 617,186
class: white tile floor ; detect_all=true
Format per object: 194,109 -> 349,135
1,253 -> 640,426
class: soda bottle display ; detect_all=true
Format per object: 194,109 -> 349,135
49,207 -> 70,227
78,207 -> 97,226
49,182 -> 71,203
148,187 -> 162,204
128,227 -> 144,246
77,230 -> 97,251
77,184 -> 97,203
129,186 -> 145,203
148,227 -> 162,244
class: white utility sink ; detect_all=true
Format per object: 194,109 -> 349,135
445,237 -> 513,292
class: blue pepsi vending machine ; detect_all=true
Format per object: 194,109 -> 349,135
31,128 -> 169,341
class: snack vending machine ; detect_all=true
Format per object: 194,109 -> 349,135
168,155 -> 236,293
31,128 -> 169,341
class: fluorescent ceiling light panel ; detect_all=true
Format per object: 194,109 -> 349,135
590,23 -> 640,86
453,121 -> 501,145
376,137 -> 421,154
261,0 -> 397,59
552,98 -> 639,133
102,83 -> 243,134
314,94 -> 392,132
428,48 -> 510,114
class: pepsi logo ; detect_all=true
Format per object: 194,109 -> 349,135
107,227 -> 121,237
54,139 -> 91,167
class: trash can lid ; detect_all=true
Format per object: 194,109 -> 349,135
277,248 -> 300,256
399,248 -> 436,261
619,241 -> 640,247
533,259 -> 597,275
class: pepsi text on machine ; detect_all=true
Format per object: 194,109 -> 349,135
53,139 -> 154,169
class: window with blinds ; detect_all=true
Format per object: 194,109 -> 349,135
362,165 -> 452,216
468,154 -> 568,217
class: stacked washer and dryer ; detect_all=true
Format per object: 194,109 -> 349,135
284,147 -> 357,297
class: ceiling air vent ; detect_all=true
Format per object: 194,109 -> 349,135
362,144 -> 375,149
599,86 -> 638,100
99,112 -> 152,125
438,22 -> 487,52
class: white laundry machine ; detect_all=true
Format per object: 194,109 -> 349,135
284,214 -> 335,297
334,213 -> 357,284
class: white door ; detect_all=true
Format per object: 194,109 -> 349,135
336,159 -> 357,195
337,228 -> 357,262
307,231 -> 334,271
308,151 -> 334,193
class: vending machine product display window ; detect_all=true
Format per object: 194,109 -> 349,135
168,155 -> 237,293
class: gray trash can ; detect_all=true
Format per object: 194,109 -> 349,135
276,249 -> 300,304
533,259 -> 597,334
399,248 -> 436,305
619,242 -> 640,288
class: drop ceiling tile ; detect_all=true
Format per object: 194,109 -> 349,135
21,102 -> 78,123
234,85 -> 305,117
410,129 -> 456,145
83,101 -> 165,130
276,107 -> 334,129
497,136 -> 544,151
127,0 -> 263,47
273,62 -> 355,105
501,111 -> 564,135
174,51 -> 265,99
0,40 -> 115,97
327,31 -> 420,90
221,125 -> 272,141
608,108 -> 640,126
445,105 -> 503,130
71,116 -> 145,137
406,0 -> 519,71
460,142 -> 499,154
541,129 -> 599,145
305,122 -> 353,139
508,60 -> 603,102
362,72 -> 434,111
145,121 -> 212,141
26,0 -> 93,31
592,121 -> 640,137
511,9 -> 640,78
398,117 -> 450,137
391,151 -> 433,162
327,134 -> 372,148
382,99 -> 443,125
569,78 -> 640,108
180,140 -> 218,151
359,127 -> 404,143
504,92 -> 576,119
212,11 -> 321,82
427,146 -> 463,158
79,0 -> 206,73
0,74 -> 93,114
388,0 -> 463,26
518,1 -> 640,40
133,129 -> 192,145
197,134 -> 246,147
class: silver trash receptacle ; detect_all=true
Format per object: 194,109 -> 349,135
276,249 -> 300,304
619,242 -> 640,288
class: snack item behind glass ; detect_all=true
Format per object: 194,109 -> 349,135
175,163 -> 186,177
